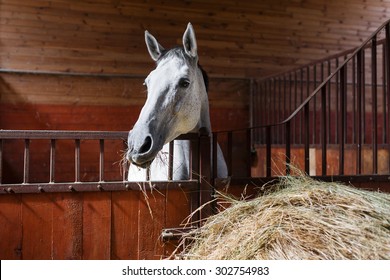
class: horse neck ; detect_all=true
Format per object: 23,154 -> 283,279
191,68 -> 212,135
193,104 -> 211,135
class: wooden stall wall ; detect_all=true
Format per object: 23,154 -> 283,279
1,0 -> 389,78
0,0 -> 249,260
2,0 -> 390,260
0,188 -> 194,259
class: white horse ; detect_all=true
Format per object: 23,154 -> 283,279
126,23 -> 227,181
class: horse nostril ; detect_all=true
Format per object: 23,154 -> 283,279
139,136 -> 153,154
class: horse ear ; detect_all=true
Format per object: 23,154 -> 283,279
145,30 -> 165,61
182,23 -> 197,59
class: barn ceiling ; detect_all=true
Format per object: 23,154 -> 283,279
1,0 -> 390,79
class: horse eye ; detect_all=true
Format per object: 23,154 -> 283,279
179,79 -> 190,88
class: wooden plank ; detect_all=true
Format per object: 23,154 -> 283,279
0,104 -> 141,131
137,187 -> 166,260
251,147 -> 266,177
163,188 -> 192,258
0,105 -> 248,133
0,194 -> 22,259
111,191 -> 140,260
82,192 -> 111,260
0,74 -> 248,108
21,193 -> 53,259
51,193 -> 83,259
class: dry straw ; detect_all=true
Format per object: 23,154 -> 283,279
177,175 -> 390,260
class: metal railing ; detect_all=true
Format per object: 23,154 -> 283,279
246,19 -> 390,179
0,130 -> 212,194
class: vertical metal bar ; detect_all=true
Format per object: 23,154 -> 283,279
257,81 -> 260,143
320,62 -> 324,144
122,140 -> 128,182
339,66 -> 347,175
278,77 -> 282,143
269,79 -> 273,125
285,122 -> 291,175
266,126 -> 272,177
362,49 -> 366,144
190,136 -> 201,224
49,139 -> 56,183
250,79 -> 254,128
372,36 -> 378,174
23,139 -> 30,184
321,85 -> 327,176
267,79 -> 272,126
352,56 -> 356,144
335,58 -> 340,144
306,66 -> 310,100
259,82 -> 264,143
75,139 -> 80,182
249,79 -> 254,145
212,132 -> 218,180
198,134 -> 212,220
294,71 -> 298,144
306,67 -> 310,144
273,79 -> 277,140
168,141 -> 174,180
357,50 -> 363,174
313,64 -> 317,144
327,60 -> 331,144
99,139 -> 104,182
304,104 -> 310,174
382,43 -> 387,144
300,69 -> 304,144
283,75 -> 287,143
386,23 -> 390,172
283,75 -> 287,121
189,139 -> 198,180
227,132 -> 233,176
246,128 -> 252,177
0,139 -> 3,184
253,80 -> 258,143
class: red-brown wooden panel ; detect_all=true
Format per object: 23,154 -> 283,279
0,104 -> 140,131
137,188 -> 166,260
51,193 -> 83,260
82,192 -> 111,260
164,188 -> 192,258
111,191 -> 140,260
251,147 -> 266,177
0,195 -> 22,259
378,149 -> 389,175
344,148 -> 357,175
21,194 -> 53,259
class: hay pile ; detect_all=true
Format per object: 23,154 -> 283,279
178,176 -> 390,260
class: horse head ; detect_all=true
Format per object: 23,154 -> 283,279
126,23 -> 210,169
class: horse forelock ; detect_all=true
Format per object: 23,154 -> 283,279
157,47 -> 209,93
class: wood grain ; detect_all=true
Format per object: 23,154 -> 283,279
1,0 -> 389,78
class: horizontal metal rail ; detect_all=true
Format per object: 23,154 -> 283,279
0,130 -> 206,194
0,180 -> 199,195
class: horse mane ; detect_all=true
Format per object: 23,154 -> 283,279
157,47 -> 209,93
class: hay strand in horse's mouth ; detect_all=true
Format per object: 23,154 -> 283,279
175,174 -> 390,260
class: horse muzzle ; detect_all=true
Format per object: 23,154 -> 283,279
126,133 -> 160,168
